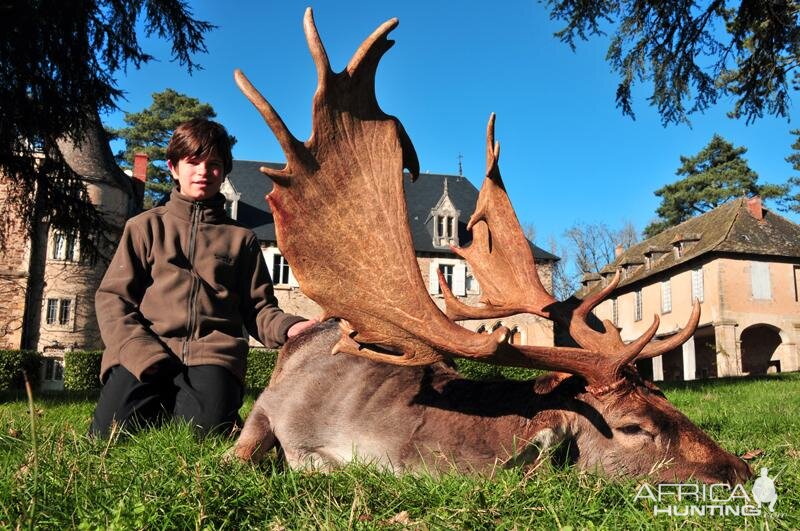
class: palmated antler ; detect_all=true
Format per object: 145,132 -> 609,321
235,8 -> 506,365
440,114 -> 701,387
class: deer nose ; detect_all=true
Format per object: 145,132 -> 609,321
731,458 -> 753,484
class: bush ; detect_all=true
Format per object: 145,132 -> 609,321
63,350 -> 102,391
455,358 -> 545,381
245,349 -> 278,391
0,350 -> 41,390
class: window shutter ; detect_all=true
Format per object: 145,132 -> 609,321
751,262 -> 771,299
453,263 -> 466,296
428,262 -> 439,294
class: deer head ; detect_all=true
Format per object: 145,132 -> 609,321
235,8 -> 751,484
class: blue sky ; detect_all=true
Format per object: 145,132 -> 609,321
104,1 -> 800,249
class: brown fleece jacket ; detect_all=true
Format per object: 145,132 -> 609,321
95,190 -> 305,383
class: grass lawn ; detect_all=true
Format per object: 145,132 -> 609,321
1,373 -> 798,529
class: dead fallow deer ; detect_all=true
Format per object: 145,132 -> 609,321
230,8 -> 752,484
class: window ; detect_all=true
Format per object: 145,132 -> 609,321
691,268 -> 704,302
46,299 -> 58,325
45,298 -> 73,327
439,264 -> 454,290
794,266 -> 800,302
611,298 -> 618,327
751,262 -> 772,300
661,280 -> 672,314
271,254 -> 291,285
59,299 -> 72,325
51,231 -> 77,261
43,357 -> 64,382
433,214 -> 457,247
634,289 -> 643,322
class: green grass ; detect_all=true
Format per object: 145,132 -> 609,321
1,374 -> 798,529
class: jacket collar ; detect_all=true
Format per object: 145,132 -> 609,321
166,189 -> 228,223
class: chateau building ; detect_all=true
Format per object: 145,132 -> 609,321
580,197 -> 800,381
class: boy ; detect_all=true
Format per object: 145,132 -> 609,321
90,118 -> 315,437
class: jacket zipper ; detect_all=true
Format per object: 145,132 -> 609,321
182,203 -> 201,363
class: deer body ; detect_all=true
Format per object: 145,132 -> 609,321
235,322 -> 750,484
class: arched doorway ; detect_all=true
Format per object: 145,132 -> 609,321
740,325 -> 782,375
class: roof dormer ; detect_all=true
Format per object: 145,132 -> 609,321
643,245 -> 670,269
619,256 -> 644,279
671,232 -> 701,259
429,178 -> 461,248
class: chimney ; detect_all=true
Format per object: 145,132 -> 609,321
614,244 -> 624,258
746,196 -> 763,221
132,152 -> 148,209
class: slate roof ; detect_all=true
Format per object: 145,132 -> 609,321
579,197 -> 800,295
226,160 -> 558,261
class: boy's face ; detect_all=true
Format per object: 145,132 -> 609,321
168,153 -> 225,201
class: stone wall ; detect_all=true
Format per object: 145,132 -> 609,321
0,174 -> 31,350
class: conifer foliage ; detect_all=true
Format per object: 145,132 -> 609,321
544,1 -> 800,125
1,1 -> 213,246
644,134 -> 786,237
111,89 -> 234,208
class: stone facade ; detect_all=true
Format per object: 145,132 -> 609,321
0,122 -> 144,389
0,174 -> 31,350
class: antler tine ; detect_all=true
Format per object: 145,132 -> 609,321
636,299 -> 701,360
303,8 -> 332,89
234,69 -> 301,174
442,114 -> 556,322
345,16 -> 399,77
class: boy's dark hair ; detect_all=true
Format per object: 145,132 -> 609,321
166,118 -> 233,177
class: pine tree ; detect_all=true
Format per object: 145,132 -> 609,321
644,134 -> 786,237
785,130 -> 800,214
111,90 -> 235,208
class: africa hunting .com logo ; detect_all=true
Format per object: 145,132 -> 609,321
634,467 -> 779,517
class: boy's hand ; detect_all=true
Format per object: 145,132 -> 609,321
287,319 -> 319,338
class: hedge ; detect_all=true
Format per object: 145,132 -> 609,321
56,349 -> 280,392
0,350 -> 41,391
241,350 -> 543,390
63,350 -> 103,391
455,358 -> 545,381
0,348 -> 544,393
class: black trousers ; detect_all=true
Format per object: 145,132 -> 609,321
89,363 -> 243,438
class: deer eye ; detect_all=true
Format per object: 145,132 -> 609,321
617,424 -> 646,436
